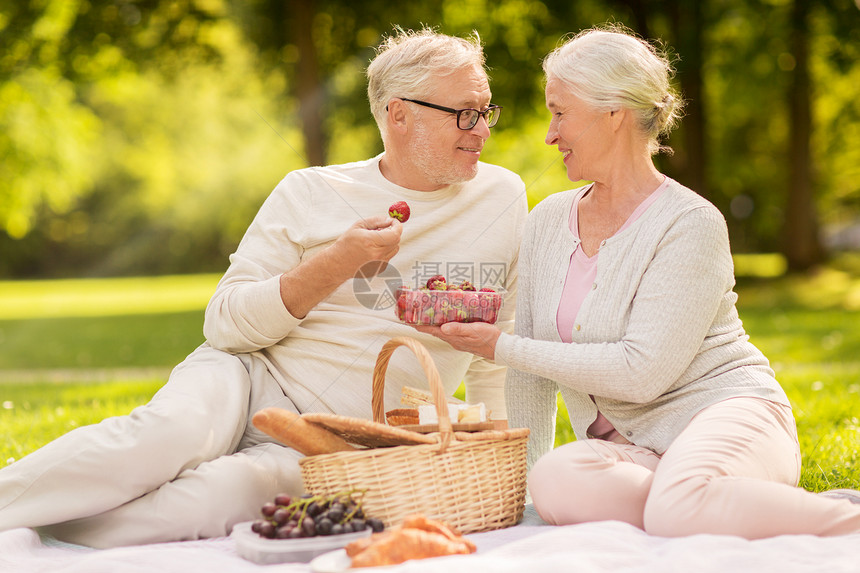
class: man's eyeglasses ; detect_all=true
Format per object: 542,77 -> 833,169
398,98 -> 502,130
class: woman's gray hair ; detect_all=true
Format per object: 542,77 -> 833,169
543,25 -> 685,155
367,27 -> 486,142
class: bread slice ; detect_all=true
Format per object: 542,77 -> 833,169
385,408 -> 419,426
400,386 -> 464,407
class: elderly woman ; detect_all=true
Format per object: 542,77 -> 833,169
417,26 -> 860,538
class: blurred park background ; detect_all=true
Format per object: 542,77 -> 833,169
1,1 -> 860,485
1,0 -> 859,278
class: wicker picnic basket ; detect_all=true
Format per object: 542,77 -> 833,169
299,337 -> 529,534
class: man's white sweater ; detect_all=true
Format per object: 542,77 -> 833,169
204,155 -> 528,420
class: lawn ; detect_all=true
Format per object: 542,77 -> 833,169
1,256 -> 859,492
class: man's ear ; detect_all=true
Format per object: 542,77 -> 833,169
387,99 -> 409,135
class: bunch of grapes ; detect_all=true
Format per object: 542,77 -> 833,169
250,490 -> 385,539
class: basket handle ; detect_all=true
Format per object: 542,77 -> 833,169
372,337 -> 453,451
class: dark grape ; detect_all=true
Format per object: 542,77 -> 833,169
301,516 -> 316,536
316,517 -> 333,535
259,521 -> 275,538
275,525 -> 292,539
260,502 -> 277,517
253,490 -> 381,540
273,508 -> 290,525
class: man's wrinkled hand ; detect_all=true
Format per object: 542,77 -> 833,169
335,215 -> 403,277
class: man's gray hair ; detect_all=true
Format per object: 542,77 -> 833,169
367,27 -> 486,142
543,24 -> 684,155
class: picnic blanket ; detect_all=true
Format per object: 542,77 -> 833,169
2,506 -> 859,573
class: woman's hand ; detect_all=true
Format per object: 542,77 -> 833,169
413,322 -> 501,361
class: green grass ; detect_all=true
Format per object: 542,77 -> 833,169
0,312 -> 205,370
1,258 -> 859,492
0,274 -> 222,319
1,379 -> 165,466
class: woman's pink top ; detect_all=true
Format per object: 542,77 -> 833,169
556,179 -> 669,442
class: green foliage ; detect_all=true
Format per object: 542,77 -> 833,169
481,113 -> 577,209
0,0 -> 305,277
0,69 -> 100,238
1,0 -> 859,278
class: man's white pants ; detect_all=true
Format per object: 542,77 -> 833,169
0,345 -> 304,548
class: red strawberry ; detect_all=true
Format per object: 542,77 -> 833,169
479,287 -> 496,293
426,275 -> 447,290
388,201 -> 410,223
459,281 -> 476,291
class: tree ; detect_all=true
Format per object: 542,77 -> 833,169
666,1 -> 708,199
234,1 -> 449,167
783,0 -> 825,271
291,0 -> 327,166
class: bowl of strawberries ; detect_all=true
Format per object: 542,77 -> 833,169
395,275 -> 502,326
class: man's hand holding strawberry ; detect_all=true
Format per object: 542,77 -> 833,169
279,215 -> 402,319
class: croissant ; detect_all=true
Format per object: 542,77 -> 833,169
344,533 -> 380,558
349,527 -> 475,568
400,514 -> 476,551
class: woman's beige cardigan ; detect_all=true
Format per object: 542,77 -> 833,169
495,179 -> 789,469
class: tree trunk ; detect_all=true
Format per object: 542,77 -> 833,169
290,0 -> 327,166
619,2 -> 708,199
671,1 -> 707,199
783,0 -> 825,271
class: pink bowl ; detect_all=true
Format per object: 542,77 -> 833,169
394,287 -> 502,325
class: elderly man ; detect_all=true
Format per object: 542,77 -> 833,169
0,28 -> 527,547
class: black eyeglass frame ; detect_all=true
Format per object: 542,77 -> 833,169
396,98 -> 502,130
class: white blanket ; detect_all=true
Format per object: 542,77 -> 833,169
2,507 -> 859,573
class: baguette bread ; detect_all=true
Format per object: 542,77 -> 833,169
252,407 -> 357,456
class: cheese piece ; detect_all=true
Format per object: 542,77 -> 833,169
457,403 -> 487,423
418,404 -> 460,425
418,403 -> 487,424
